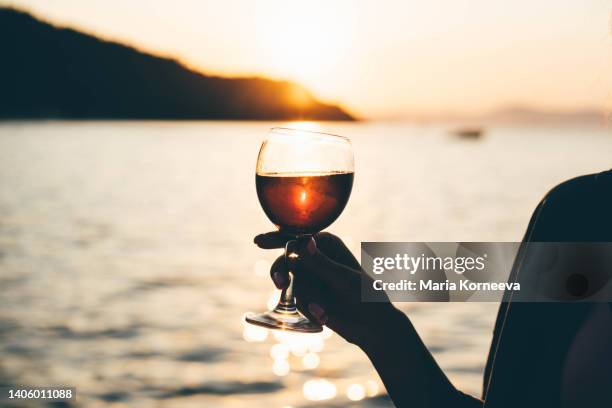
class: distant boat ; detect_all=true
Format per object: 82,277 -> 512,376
452,127 -> 484,139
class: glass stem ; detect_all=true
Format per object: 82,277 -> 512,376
276,271 -> 296,312
275,239 -> 299,313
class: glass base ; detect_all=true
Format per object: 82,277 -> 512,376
245,309 -> 322,333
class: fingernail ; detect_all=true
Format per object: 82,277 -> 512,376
307,238 -> 317,255
308,302 -> 327,324
272,272 -> 287,289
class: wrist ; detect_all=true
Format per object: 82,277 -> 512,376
357,305 -> 412,354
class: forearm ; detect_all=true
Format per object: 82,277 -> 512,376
359,308 -> 483,408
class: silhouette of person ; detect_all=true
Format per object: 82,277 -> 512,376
255,169 -> 612,408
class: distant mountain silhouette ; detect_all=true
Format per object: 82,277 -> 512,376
405,106 -> 607,127
480,106 -> 606,126
0,8 -> 354,121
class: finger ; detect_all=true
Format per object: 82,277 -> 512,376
293,271 -> 329,305
292,268 -> 333,322
297,237 -> 360,293
293,278 -> 354,336
270,245 -> 333,296
295,300 -> 318,324
271,239 -> 338,295
254,231 -> 295,249
308,302 -> 328,325
269,255 -> 289,289
314,232 -> 361,270
295,297 -> 356,343
295,297 -> 329,326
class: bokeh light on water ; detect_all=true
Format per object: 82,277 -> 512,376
347,383 -> 366,401
302,352 -> 320,369
241,298 -> 384,405
303,379 -> 337,401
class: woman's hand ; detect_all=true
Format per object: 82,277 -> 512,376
255,231 -> 482,407
254,231 -> 404,348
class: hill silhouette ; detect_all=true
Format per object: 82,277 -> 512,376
0,8 -> 354,121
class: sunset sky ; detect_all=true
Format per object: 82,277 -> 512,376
5,0 -> 612,119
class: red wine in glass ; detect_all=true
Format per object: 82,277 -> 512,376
256,172 -> 354,234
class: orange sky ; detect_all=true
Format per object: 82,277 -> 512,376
5,0 -> 612,118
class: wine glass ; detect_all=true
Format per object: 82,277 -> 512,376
245,127 -> 354,333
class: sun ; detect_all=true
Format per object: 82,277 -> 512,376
253,2 -> 356,86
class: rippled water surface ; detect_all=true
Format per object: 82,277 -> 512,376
0,121 -> 610,407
